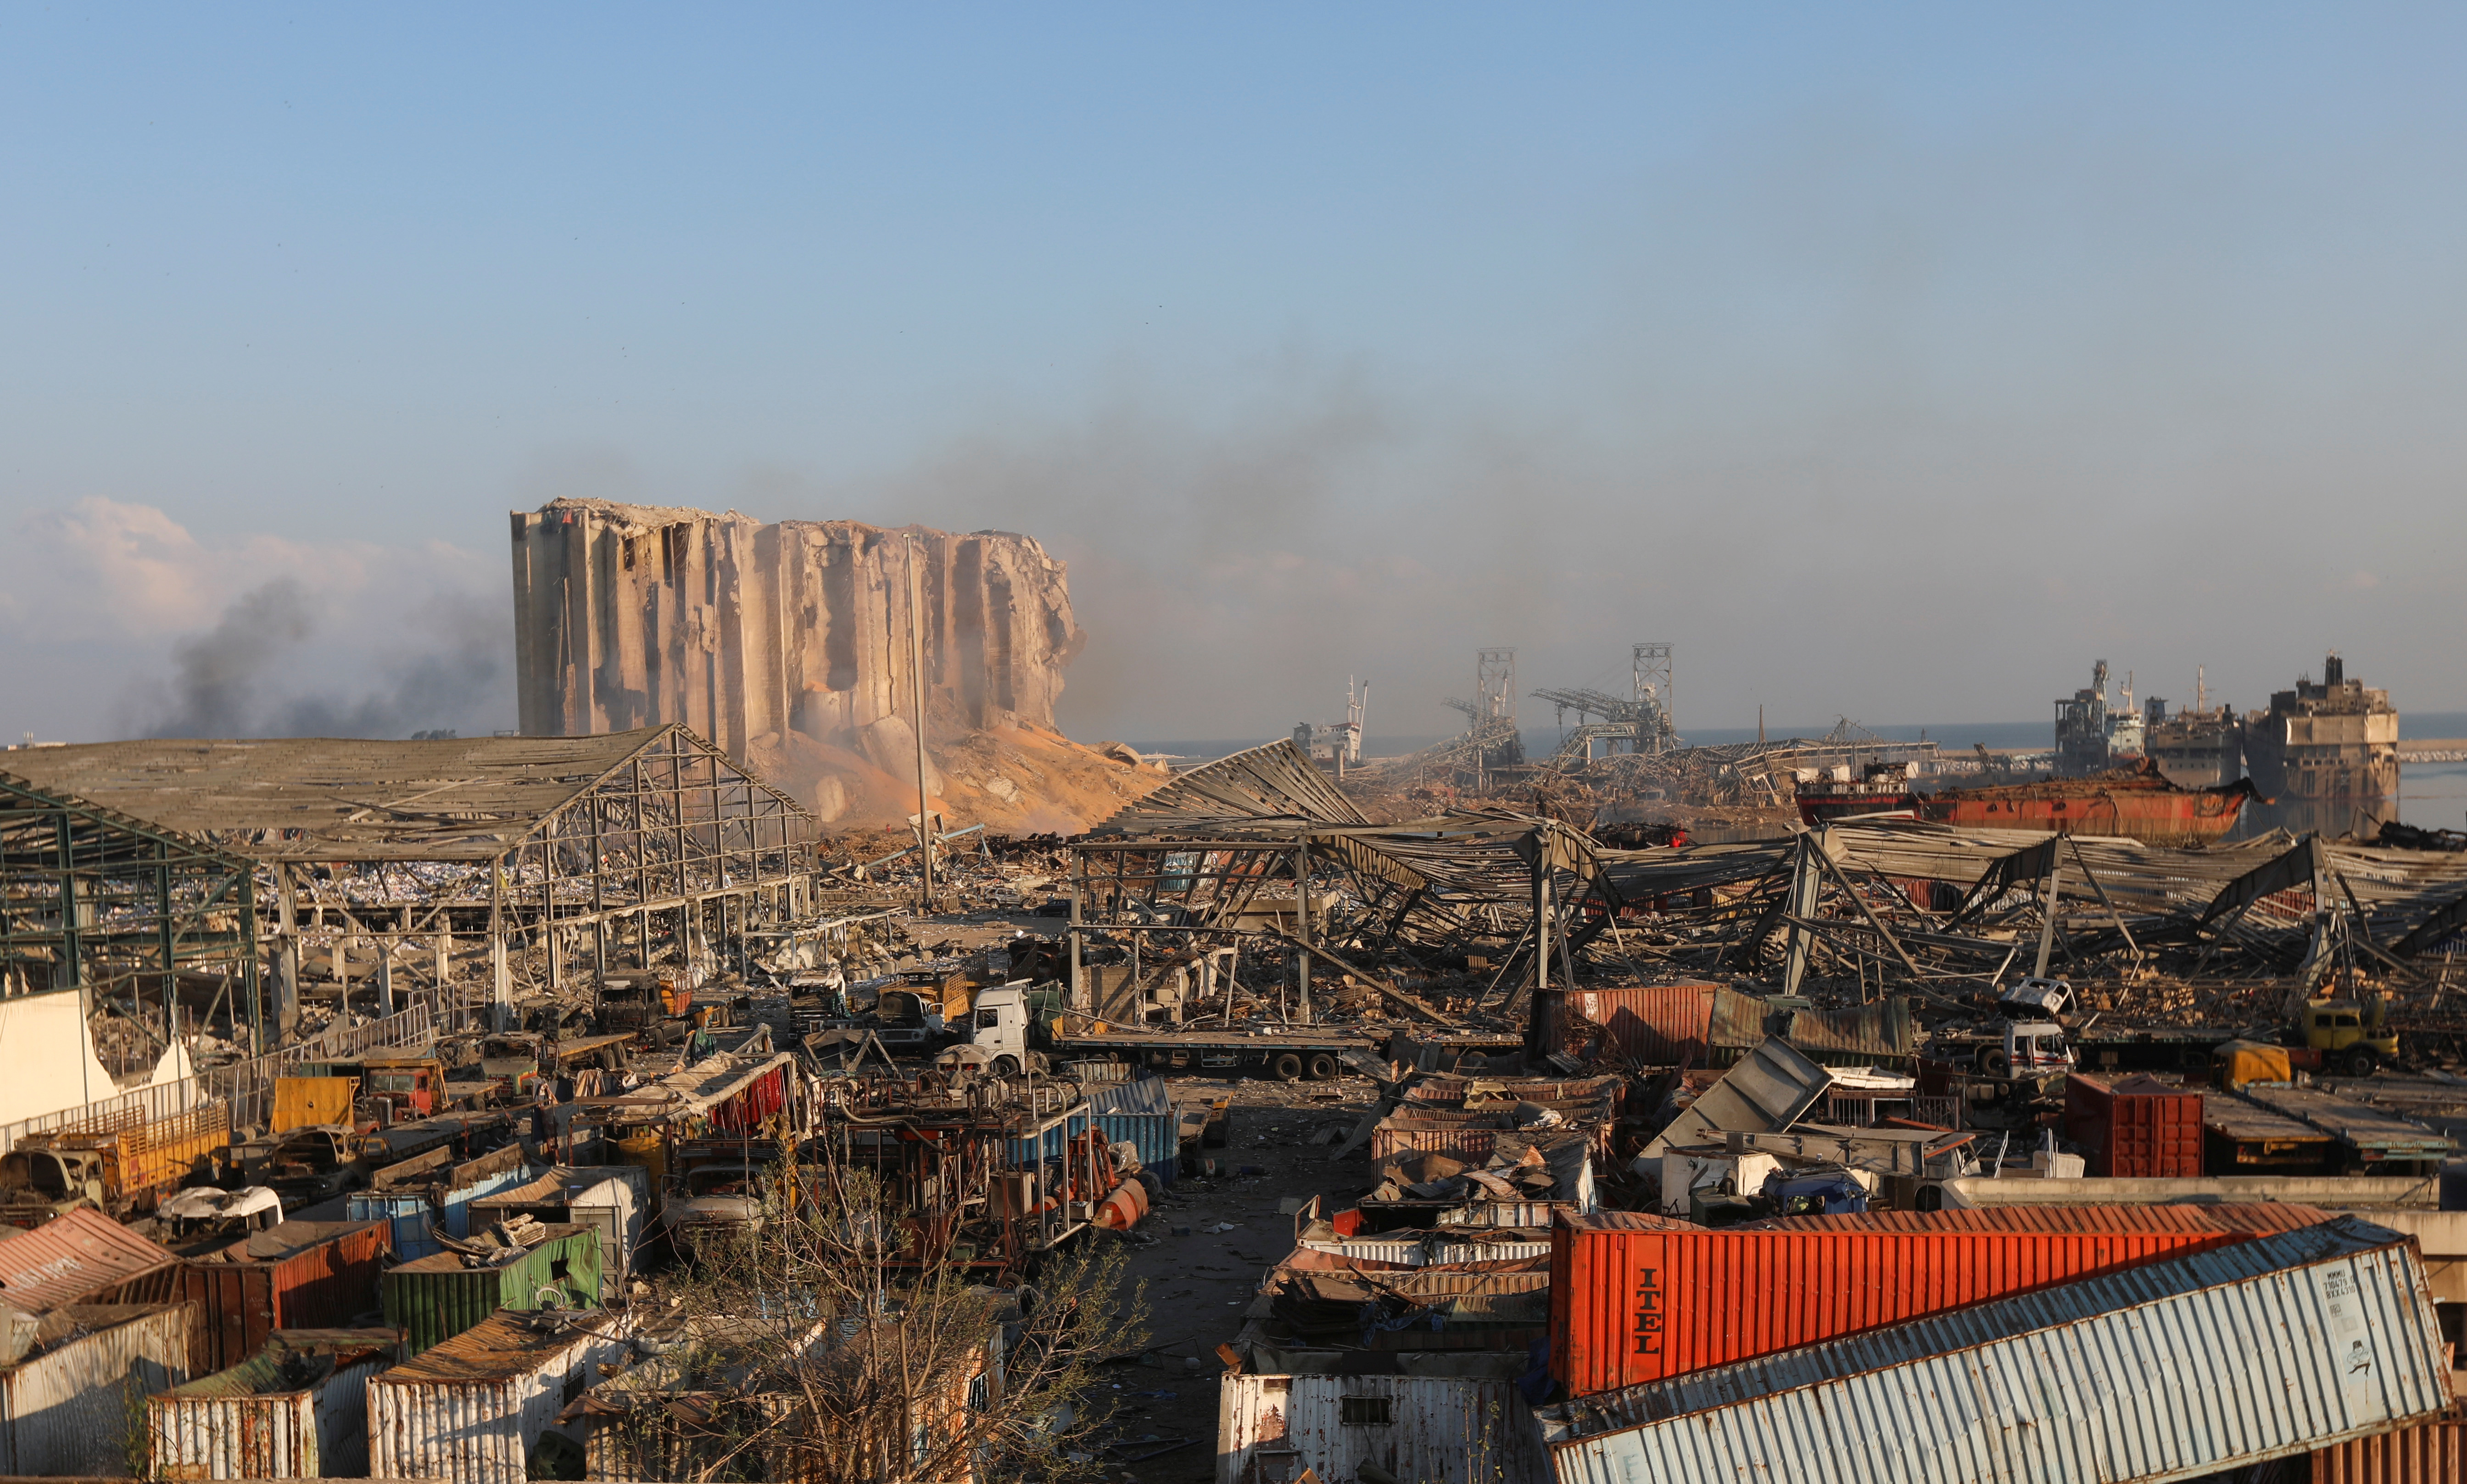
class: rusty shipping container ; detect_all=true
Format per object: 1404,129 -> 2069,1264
1551,1202 -> 2331,1396
175,1219 -> 391,1373
0,1205 -> 179,1312
0,1302 -> 192,1476
1541,1217 -> 2445,1484
2313,1414 -> 2467,1482
1543,985 -> 1719,1064
1217,1372 -> 1550,1484
2066,1071 -> 2205,1178
147,1328 -> 396,1479
367,1309 -> 632,1484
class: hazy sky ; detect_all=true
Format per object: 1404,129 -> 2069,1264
4,7 -> 2463,746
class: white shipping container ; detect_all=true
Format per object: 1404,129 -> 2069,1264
1540,1216 -> 2449,1484
367,1309 -> 632,1484
1219,1373 -> 1550,1484
147,1330 -> 394,1479
0,1302 -> 190,1477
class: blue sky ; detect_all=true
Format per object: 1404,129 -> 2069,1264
4,6 -> 2463,743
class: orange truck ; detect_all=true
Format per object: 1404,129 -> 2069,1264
0,1102 -> 231,1224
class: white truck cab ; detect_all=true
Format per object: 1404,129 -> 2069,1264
935,983 -> 1048,1078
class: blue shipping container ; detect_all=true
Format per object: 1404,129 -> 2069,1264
346,1163 -> 532,1259
1094,1111 -> 1178,1186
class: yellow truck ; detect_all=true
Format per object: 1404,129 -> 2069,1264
0,1102 -> 230,1223
2213,996 -> 2401,1088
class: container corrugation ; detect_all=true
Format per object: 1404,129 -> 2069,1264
1370,1116 -> 1611,1166
1060,1058 -> 1132,1083
175,1220 -> 393,1374
2312,1416 -> 2467,1482
1550,985 -> 1717,1063
583,1390 -> 806,1483
0,1302 -> 191,1477
1217,1372 -> 1549,1484
471,1166 -> 648,1299
382,1227 -> 603,1354
1551,1202 -> 2332,1396
2067,1072 -> 2206,1177
1303,1234 -> 1552,1269
1543,1218 -> 2448,1484
1094,1111 -> 1179,1186
367,1311 -> 631,1484
0,1205 -> 181,1312
146,1352 -> 385,1479
1785,997 -> 1913,1060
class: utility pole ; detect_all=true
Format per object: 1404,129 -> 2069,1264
906,536 -> 936,909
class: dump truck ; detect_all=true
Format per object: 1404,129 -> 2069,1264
0,1102 -> 231,1223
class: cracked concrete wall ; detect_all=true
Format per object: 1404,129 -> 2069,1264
509,498 -> 1085,761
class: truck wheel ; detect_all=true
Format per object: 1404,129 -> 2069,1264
2341,1048 -> 2378,1078
1981,1049 -> 2010,1079
992,1055 -> 1021,1078
1306,1053 -> 1340,1082
1270,1052 -> 1305,1082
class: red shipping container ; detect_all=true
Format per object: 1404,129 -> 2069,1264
1549,1203 -> 2328,1397
174,1218 -> 392,1373
2065,1072 -> 2205,1177
1546,985 -> 1721,1064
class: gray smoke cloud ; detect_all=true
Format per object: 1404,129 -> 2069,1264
139,580 -> 506,741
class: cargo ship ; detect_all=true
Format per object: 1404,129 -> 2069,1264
2242,652 -> 2399,802
1798,757 -> 2255,842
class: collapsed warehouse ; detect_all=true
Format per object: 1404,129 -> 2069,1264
1,724 -> 818,1054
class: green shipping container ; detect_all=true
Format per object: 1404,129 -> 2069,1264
379,1223 -> 603,1354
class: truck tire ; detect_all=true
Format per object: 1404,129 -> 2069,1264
1306,1052 -> 1340,1082
1270,1052 -> 1305,1082
2342,1047 -> 2378,1078
1981,1049 -> 2010,1079
993,1055 -> 1021,1078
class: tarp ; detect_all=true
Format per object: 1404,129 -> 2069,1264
0,991 -> 121,1127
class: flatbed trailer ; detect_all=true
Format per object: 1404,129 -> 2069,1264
2073,1025 -> 2242,1075
2238,1084 -> 2455,1172
1047,1028 -> 1379,1082
2202,1097 -> 2336,1174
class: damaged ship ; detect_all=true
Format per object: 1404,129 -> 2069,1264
2242,651 -> 2400,802
1799,757 -> 2255,843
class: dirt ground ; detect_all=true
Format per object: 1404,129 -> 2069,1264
1089,1070 -> 1384,1484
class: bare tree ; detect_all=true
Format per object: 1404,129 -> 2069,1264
600,1138 -> 1148,1484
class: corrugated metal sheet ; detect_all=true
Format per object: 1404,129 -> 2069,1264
1552,1202 -> 2333,1396
176,1219 -> 393,1374
383,1226 -> 603,1354
1301,1232 -> 1552,1268
1094,1111 -> 1178,1186
1550,985 -> 1716,1063
1708,986 -> 1769,1050
0,1301 -> 191,1476
2313,1416 -> 2467,1482
1786,996 -> 1914,1060
1542,1217 -> 2448,1484
148,1331 -> 392,1479
1083,1077 -> 1170,1116
1401,1074 -> 1624,1106
0,1206 -> 179,1313
1218,1373 -> 1549,1484
368,1309 -> 632,1484
1641,1036 -> 1834,1158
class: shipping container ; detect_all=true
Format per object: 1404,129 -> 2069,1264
469,1166 -> 649,1298
349,1145 -> 533,1261
2208,1096 -> 2341,1174
175,1219 -> 392,1374
2312,1414 -> 2467,1482
0,1302 -> 191,1476
1550,1202 -> 2333,1396
1218,1372 -> 1550,1484
2066,1072 -> 2205,1177
1540,1217 -> 2449,1484
1369,1110 -> 1613,1166
1301,1230 -> 1552,1269
1093,1111 -> 1179,1186
382,1223 -> 603,1354
0,1205 -> 180,1313
1541,985 -> 1718,1064
366,1308 -> 632,1484
146,1327 -> 395,1479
